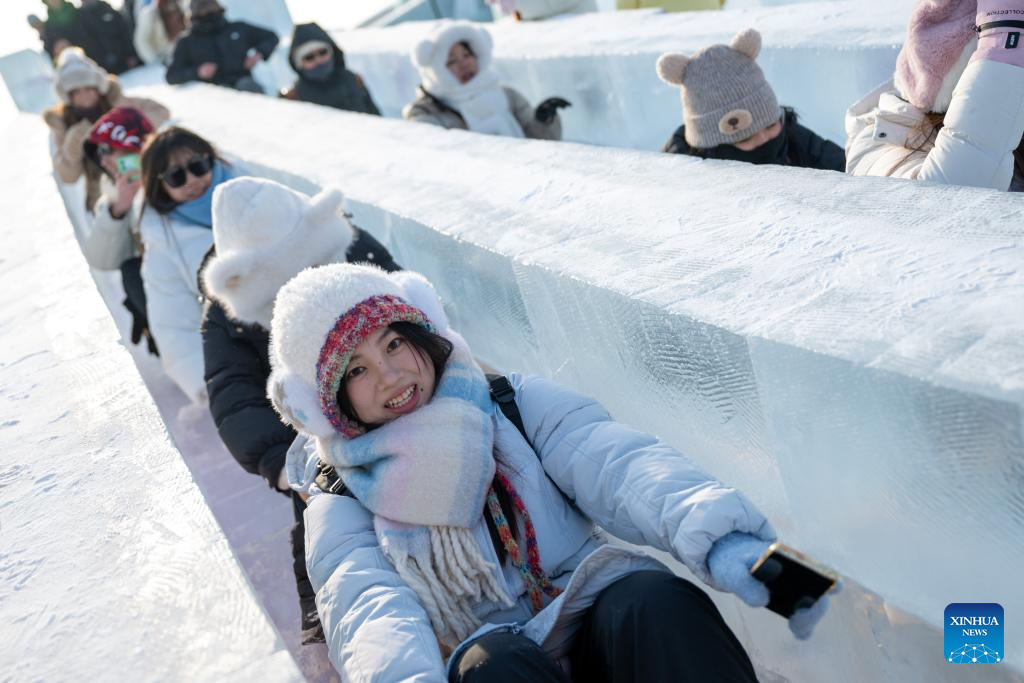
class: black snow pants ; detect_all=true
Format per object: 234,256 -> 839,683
450,571 -> 758,683
291,492 -> 315,606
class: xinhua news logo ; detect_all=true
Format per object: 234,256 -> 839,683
945,603 -> 1003,664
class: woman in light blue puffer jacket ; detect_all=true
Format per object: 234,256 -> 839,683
269,263 -> 834,682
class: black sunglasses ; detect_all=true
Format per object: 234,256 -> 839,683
301,47 -> 331,63
160,155 -> 213,188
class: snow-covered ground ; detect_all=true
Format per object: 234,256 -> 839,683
0,113 -> 306,682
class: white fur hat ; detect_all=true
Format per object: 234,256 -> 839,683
411,20 -> 495,95
267,263 -> 449,439
53,48 -> 110,102
202,178 -> 356,329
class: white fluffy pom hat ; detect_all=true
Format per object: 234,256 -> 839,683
202,178 -> 355,329
267,263 -> 449,439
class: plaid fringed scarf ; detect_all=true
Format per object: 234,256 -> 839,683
317,337 -> 558,647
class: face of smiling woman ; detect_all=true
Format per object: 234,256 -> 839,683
342,326 -> 438,427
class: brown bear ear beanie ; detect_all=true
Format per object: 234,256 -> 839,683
656,28 -> 781,149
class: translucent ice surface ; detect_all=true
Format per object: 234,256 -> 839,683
335,0 -> 913,149
119,83 -> 1024,679
0,114 -> 305,682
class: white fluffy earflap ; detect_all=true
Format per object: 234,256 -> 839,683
730,28 -> 762,60
656,53 -> 690,86
306,188 -> 346,225
392,271 -> 449,331
413,37 -> 436,68
203,252 -> 255,299
268,370 -> 335,438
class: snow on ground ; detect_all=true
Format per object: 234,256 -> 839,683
336,0 -> 912,148
122,81 -> 1024,678
0,113 -> 305,682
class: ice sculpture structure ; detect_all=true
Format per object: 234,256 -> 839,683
120,80 -> 1024,679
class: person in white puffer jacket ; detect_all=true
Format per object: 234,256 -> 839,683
846,0 -> 1024,191
270,264 -> 837,682
139,126 -> 243,403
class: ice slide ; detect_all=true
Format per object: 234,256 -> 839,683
101,76 -> 1024,681
335,0 -> 915,150
0,114 -> 308,682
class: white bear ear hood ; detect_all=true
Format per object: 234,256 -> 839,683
411,20 -> 495,97
203,179 -> 354,329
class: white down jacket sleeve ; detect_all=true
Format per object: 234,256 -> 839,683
81,193 -> 135,271
139,212 -> 210,404
846,59 -> 1024,190
511,372 -> 774,584
304,494 -> 448,682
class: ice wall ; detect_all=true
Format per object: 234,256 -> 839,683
129,82 -> 1024,680
336,0 -> 912,149
0,114 -> 304,682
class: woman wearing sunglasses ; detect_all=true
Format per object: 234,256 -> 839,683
138,126 -> 244,404
282,22 -> 380,115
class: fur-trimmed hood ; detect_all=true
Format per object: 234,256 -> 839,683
411,20 -> 496,99
43,76 -> 124,129
201,178 -> 356,330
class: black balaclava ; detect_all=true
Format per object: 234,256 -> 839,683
701,124 -> 789,166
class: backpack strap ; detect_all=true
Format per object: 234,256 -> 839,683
487,373 -> 531,448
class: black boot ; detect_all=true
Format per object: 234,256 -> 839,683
300,597 -> 325,645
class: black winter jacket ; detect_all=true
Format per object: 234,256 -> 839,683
73,1 -> 139,74
200,229 -> 400,489
662,108 -> 845,172
285,23 -> 380,115
166,18 -> 279,87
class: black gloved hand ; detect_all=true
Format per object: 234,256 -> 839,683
534,97 -> 571,124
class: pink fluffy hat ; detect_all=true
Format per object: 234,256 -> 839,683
894,0 -> 979,113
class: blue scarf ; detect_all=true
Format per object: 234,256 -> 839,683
171,161 -> 236,228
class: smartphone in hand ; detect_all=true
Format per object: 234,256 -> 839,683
116,154 -> 141,183
750,543 -> 838,618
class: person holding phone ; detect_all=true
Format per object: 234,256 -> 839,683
270,263 -> 836,682
138,126 -> 243,404
79,106 -> 158,355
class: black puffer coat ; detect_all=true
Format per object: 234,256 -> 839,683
284,22 -> 380,115
200,228 -> 400,489
74,1 -> 139,74
166,16 -> 279,87
662,108 -> 845,172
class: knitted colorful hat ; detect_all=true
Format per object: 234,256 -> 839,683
189,0 -> 222,13
412,20 -> 495,95
894,0 -> 978,113
656,29 -> 781,149
86,106 -> 154,153
203,178 -> 355,329
53,47 -> 110,102
267,264 -> 449,439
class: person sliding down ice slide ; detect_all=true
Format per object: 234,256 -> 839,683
138,127 -> 245,404
269,263 -> 837,682
402,21 -> 570,140
165,0 -> 278,93
199,178 -> 399,644
846,0 -> 1024,191
657,29 -> 845,171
